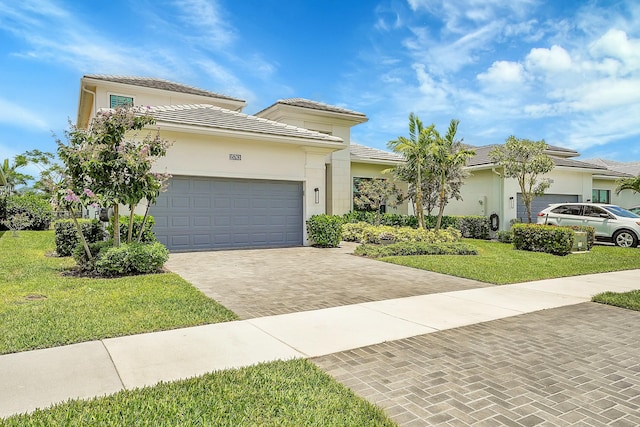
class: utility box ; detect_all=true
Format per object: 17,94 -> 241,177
573,231 -> 588,252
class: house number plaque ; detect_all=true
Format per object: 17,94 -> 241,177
229,154 -> 242,161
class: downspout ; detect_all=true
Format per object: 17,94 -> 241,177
492,167 -> 504,230
81,85 -> 96,127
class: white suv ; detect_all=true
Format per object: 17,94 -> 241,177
537,203 -> 640,248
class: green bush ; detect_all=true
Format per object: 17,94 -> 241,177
73,240 -> 113,272
496,230 -> 514,244
343,211 -> 419,228
342,222 -> 461,244
512,223 -> 574,256
306,214 -> 343,247
456,216 -> 490,239
94,242 -> 169,276
566,225 -> 596,250
54,219 -> 104,256
3,193 -> 53,230
108,215 -> 157,243
354,241 -> 478,258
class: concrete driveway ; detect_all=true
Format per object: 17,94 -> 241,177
165,242 -> 491,319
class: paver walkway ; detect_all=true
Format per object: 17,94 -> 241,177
314,302 -> 640,426
165,242 -> 491,319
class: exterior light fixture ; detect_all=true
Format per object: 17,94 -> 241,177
314,187 -> 320,204
509,196 -> 514,209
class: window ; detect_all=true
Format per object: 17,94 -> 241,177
109,94 -> 134,108
583,205 -> 608,218
592,189 -> 610,204
551,205 -> 582,216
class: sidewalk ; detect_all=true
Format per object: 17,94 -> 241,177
1,269 -> 639,418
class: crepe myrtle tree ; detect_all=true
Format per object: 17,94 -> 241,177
353,178 -> 403,225
489,136 -> 554,223
57,106 -> 171,259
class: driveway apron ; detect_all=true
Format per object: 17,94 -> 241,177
165,242 -> 491,319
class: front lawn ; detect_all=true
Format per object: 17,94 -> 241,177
592,290 -> 640,311
1,359 -> 395,426
382,239 -> 640,285
0,231 -> 237,354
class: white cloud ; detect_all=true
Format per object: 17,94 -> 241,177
0,98 -> 49,131
477,60 -> 525,85
525,45 -> 572,73
589,29 -> 640,76
171,0 -> 236,47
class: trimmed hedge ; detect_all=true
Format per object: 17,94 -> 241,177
73,240 -> 113,272
306,214 -> 343,247
496,230 -> 514,244
512,223 -> 574,256
54,219 -> 104,256
342,222 -> 461,244
108,215 -> 157,243
94,242 -> 169,276
456,216 -> 490,239
2,193 -> 53,230
354,241 -> 478,258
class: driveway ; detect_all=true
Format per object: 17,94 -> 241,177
165,242 -> 490,319
314,302 -> 640,426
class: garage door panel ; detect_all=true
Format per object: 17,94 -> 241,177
151,176 -> 303,251
517,193 -> 580,222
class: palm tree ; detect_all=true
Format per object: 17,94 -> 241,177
1,156 -> 33,195
616,175 -> 640,195
431,119 -> 475,230
388,113 -> 435,228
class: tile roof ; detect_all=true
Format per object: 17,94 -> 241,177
582,158 -> 640,176
256,98 -> 367,117
141,104 -> 343,142
84,75 -> 244,102
350,143 -> 404,163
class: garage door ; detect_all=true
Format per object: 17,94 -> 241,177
150,176 -> 303,251
517,193 -> 579,222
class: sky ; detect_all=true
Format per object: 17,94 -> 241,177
1,0 -> 639,180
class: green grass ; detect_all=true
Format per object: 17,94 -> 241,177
382,239 -> 640,285
0,231 -> 237,354
592,290 -> 640,311
0,359 -> 396,426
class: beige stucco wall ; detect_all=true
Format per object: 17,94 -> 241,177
444,169 -> 501,218
350,162 -> 409,215
593,178 -> 640,208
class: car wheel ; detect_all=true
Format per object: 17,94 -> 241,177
613,230 -> 638,248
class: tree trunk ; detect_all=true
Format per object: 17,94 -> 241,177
127,204 -> 135,243
113,203 -> 120,246
69,206 -> 92,260
137,203 -> 151,243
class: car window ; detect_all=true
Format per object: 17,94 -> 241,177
583,205 -> 608,218
551,205 -> 582,216
603,205 -> 640,218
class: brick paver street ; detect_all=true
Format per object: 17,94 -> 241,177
314,303 -> 640,426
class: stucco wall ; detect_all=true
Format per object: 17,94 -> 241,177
444,169 -> 501,218
92,86 -> 236,112
593,178 -> 640,209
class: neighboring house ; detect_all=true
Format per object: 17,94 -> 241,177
444,144 -> 635,228
76,75 -> 405,251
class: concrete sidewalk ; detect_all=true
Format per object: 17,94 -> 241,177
1,269 -> 639,418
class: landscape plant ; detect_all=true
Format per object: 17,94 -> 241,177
56,106 -> 171,262
353,178 -> 403,225
355,241 -> 478,257
306,214 -> 343,247
512,223 -> 574,256
489,136 -> 554,223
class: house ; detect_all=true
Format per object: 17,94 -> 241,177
444,144 -> 637,227
76,75 -> 407,251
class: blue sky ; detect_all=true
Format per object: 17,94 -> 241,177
1,0 -> 639,179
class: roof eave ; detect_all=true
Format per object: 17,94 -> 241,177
351,157 -> 403,166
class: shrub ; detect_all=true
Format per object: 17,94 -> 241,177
496,230 -> 514,244
512,223 -> 574,256
3,193 -> 53,230
342,222 -> 461,244
73,240 -> 113,272
354,241 -> 478,258
566,225 -> 596,250
424,215 -> 458,229
107,215 -> 157,243
54,219 -> 104,256
94,242 -> 169,276
342,222 -> 371,242
306,214 -> 343,247
343,211 -> 419,228
456,216 -> 490,239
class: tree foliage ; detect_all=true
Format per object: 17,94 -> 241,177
615,175 -> 640,195
489,136 -> 554,223
1,156 -> 33,194
431,119 -> 474,230
57,106 -> 171,258
353,178 -> 403,225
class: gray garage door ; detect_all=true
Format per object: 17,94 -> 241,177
150,176 -> 303,251
517,193 -> 580,222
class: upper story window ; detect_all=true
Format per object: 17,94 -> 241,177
110,94 -> 134,108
